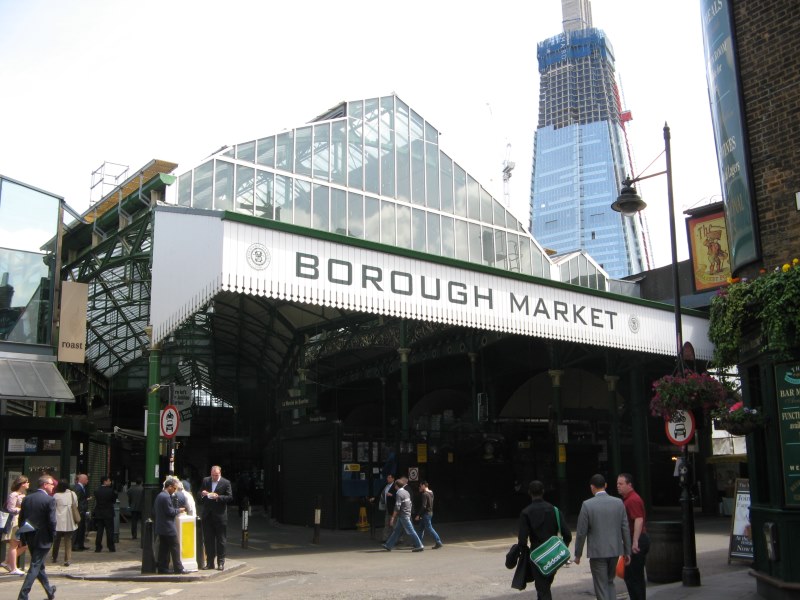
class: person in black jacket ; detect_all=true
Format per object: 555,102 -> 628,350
17,474 -> 57,600
93,476 -> 117,552
71,473 -> 90,551
154,477 -> 186,574
198,465 -> 233,570
515,480 -> 572,600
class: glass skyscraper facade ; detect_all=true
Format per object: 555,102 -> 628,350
529,1 -> 645,280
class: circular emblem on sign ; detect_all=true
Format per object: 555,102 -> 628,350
628,315 -> 641,334
246,243 -> 271,270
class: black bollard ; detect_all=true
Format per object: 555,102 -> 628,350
241,497 -> 250,549
196,516 -> 204,567
141,518 -> 156,574
312,494 -> 321,544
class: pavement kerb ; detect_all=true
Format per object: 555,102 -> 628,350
65,560 -> 247,582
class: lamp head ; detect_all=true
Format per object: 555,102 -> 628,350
612,179 -> 647,217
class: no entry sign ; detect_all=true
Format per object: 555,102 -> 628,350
665,409 -> 695,446
160,404 -> 180,439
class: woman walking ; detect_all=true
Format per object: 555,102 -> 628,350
1,475 -> 30,575
52,480 -> 79,566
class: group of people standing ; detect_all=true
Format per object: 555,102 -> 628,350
513,472 -> 649,600
153,465 -> 233,575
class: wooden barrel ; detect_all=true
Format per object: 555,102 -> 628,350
646,521 -> 683,583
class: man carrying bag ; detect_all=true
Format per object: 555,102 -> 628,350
513,480 -> 572,598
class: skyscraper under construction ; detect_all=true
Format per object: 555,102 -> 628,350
529,0 -> 646,279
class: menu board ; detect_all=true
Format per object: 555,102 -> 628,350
728,478 -> 753,562
775,362 -> 800,507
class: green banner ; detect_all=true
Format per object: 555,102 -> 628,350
775,362 -> 800,507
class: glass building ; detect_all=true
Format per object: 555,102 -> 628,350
529,0 -> 645,280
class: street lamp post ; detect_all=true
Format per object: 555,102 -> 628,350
612,122 -> 701,587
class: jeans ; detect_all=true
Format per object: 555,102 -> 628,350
384,515 -> 423,549
417,513 -> 442,545
624,532 -> 650,600
17,546 -> 54,600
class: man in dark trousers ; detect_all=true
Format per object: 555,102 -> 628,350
574,474 -> 631,600
154,477 -> 186,574
17,474 -> 57,600
127,479 -> 144,540
617,473 -> 649,600
93,475 -> 117,552
515,480 -> 572,600
198,465 -> 233,570
71,473 -> 89,551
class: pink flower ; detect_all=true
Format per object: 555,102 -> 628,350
729,401 -> 743,412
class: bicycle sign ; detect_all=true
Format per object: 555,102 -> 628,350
665,409 -> 695,446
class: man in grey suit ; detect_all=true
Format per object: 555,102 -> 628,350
574,474 -> 631,600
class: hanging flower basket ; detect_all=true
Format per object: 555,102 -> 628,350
650,371 -> 728,421
708,259 -> 800,368
714,418 -> 758,436
711,399 -> 764,436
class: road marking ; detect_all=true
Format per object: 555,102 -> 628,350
127,589 -> 150,594
208,566 -> 256,583
102,595 -> 128,600
160,590 -> 183,596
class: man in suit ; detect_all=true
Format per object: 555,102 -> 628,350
17,474 -> 57,600
127,479 -> 144,540
71,473 -> 89,551
154,477 -> 186,574
574,474 -> 631,600
198,465 -> 233,570
93,476 -> 117,552
516,480 -> 572,599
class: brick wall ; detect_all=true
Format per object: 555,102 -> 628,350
731,0 -> 800,277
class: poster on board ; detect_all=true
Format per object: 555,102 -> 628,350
728,478 -> 753,563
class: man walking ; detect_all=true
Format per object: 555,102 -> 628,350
17,474 -> 57,600
199,465 -> 233,570
415,481 -> 443,549
378,474 -> 396,542
516,480 -> 572,600
617,473 -> 649,600
127,479 -> 144,540
574,474 -> 631,600
93,476 -> 117,552
71,473 -> 89,551
155,477 -> 186,574
382,477 -> 424,552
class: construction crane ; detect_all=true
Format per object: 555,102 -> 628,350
502,143 -> 515,206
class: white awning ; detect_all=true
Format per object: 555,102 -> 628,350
0,358 -> 75,403
151,209 -> 713,360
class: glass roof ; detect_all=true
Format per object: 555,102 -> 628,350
174,94 -> 555,279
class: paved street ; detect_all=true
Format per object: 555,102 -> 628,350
0,509 -> 759,599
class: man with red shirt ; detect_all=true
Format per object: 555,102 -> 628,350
617,473 -> 649,600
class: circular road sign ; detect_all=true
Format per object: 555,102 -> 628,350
160,404 -> 180,439
665,409 -> 695,446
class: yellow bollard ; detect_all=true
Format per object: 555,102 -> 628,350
356,506 -> 370,531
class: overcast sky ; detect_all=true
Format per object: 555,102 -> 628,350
0,0 -> 720,267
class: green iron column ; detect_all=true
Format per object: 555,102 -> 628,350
398,347 -> 411,437
144,343 -> 161,519
468,352 -> 478,424
605,375 -> 621,479
549,369 -> 568,512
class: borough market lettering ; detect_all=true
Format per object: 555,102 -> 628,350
295,252 -> 618,330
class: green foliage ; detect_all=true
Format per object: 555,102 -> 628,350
708,260 -> 800,368
650,371 -> 728,420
